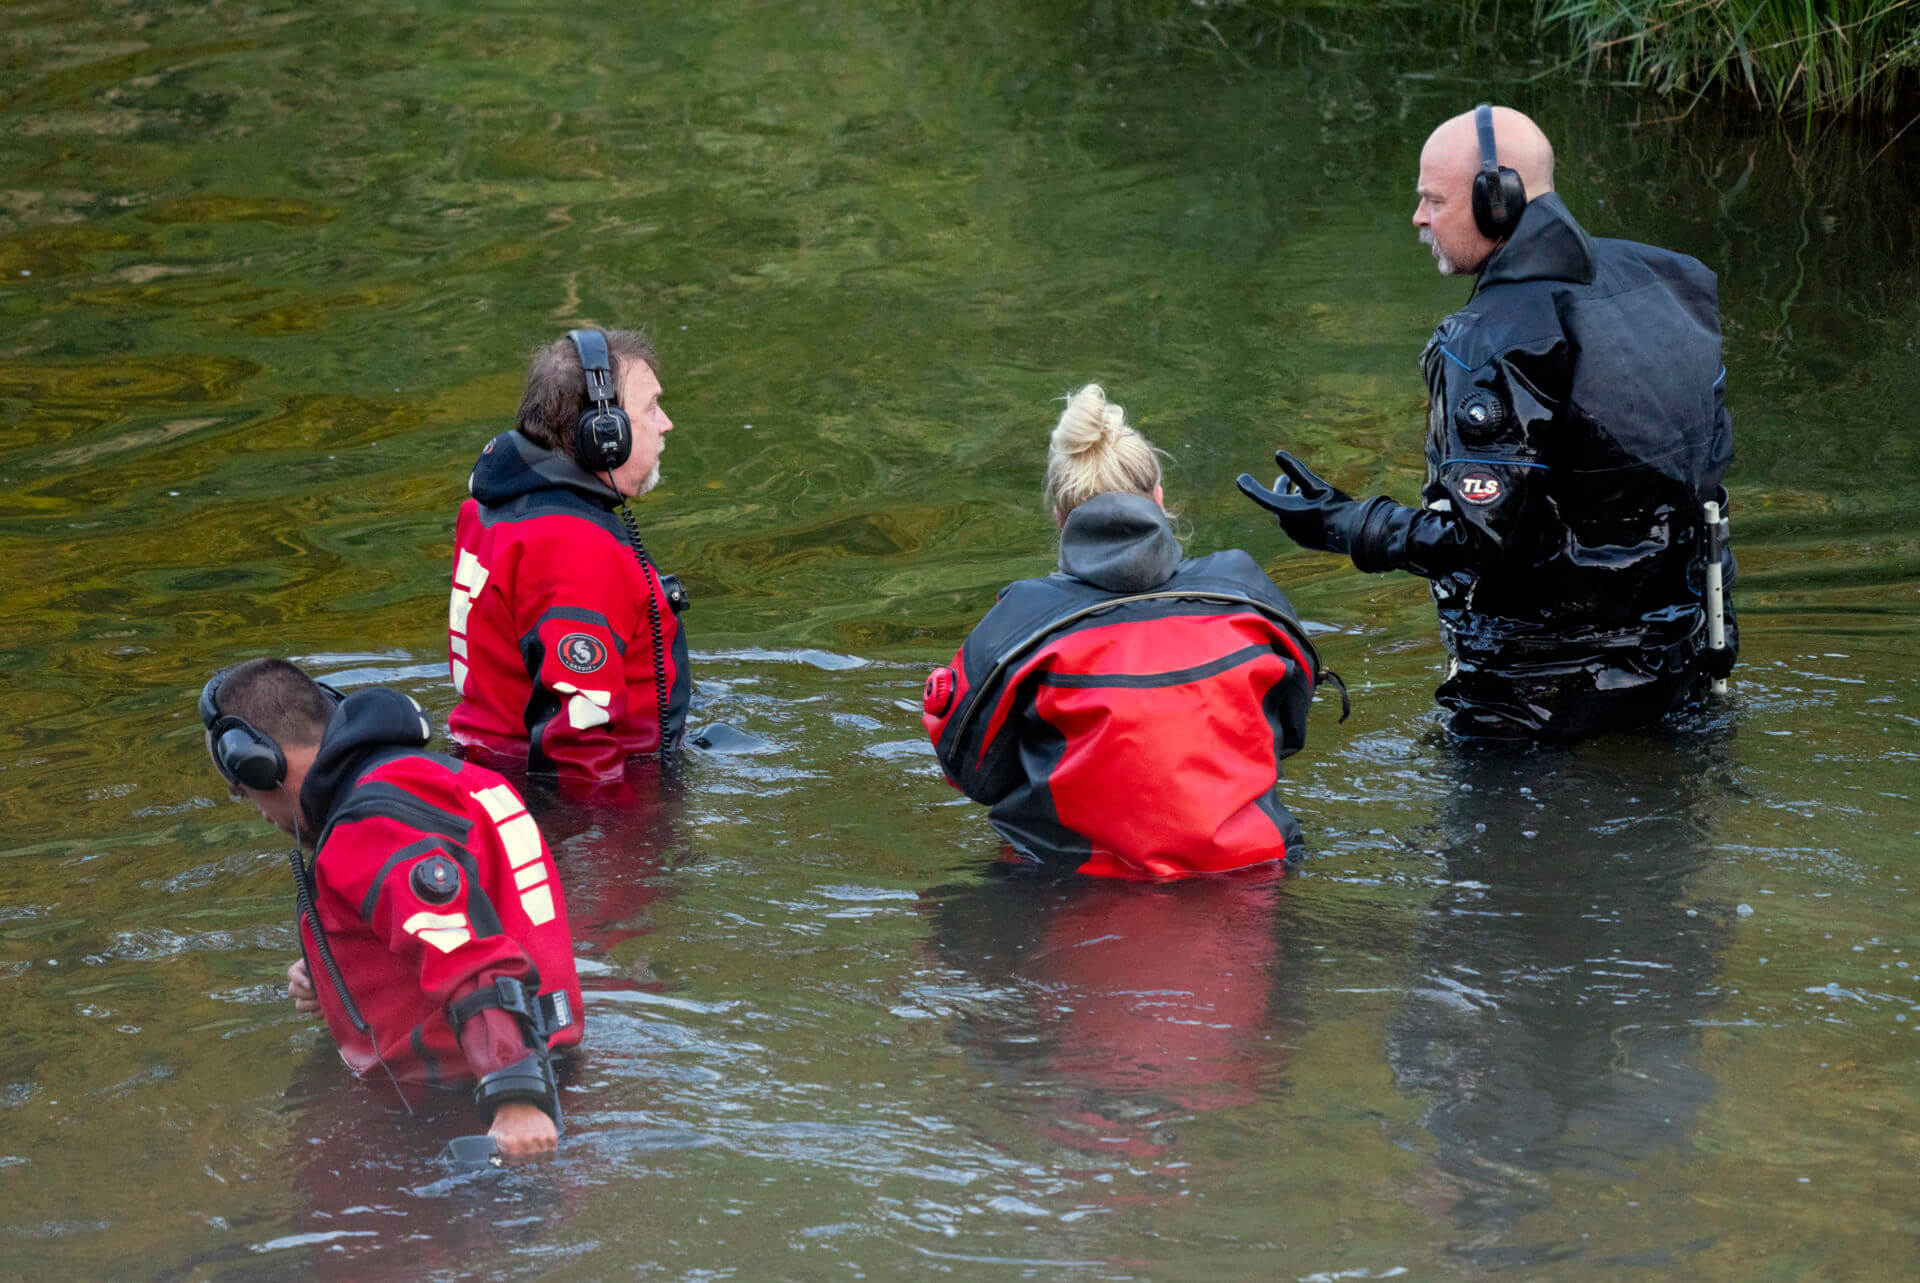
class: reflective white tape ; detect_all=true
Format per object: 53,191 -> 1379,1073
403,910 -> 473,954
513,863 -> 547,891
551,681 -> 613,731
451,658 -> 468,695
449,589 -> 473,634
472,784 -> 523,823
450,634 -> 468,658
449,555 -> 488,637
566,693 -> 612,730
520,884 -> 556,926
498,813 -> 544,870
453,550 -> 489,592
550,681 -> 611,705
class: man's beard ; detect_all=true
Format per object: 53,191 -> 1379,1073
1419,227 -> 1458,276
636,461 -> 662,496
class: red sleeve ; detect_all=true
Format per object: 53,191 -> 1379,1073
520,538 -> 644,780
328,819 -> 540,1079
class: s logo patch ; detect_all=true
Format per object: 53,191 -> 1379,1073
558,633 -> 608,674
1457,470 -> 1503,505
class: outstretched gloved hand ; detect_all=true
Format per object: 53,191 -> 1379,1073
1236,450 -> 1381,555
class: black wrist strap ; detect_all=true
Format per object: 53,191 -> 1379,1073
473,1051 -> 557,1123
447,976 -> 575,1049
448,976 -> 538,1040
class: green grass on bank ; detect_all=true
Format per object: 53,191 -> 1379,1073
1038,1 -> 1920,117
1539,0 -> 1920,117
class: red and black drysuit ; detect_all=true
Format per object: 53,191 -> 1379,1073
293,686 -> 584,1106
923,492 -> 1329,880
449,429 -> 690,781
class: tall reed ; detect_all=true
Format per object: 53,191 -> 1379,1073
1535,0 -> 1920,116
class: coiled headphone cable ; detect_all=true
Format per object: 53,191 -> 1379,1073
617,501 -> 675,770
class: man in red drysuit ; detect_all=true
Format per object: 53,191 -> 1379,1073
448,327 -> 690,783
200,657 -> 583,1160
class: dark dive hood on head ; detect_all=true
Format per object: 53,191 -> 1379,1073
298,688 -> 433,833
1476,192 -> 1596,290
468,429 -> 620,510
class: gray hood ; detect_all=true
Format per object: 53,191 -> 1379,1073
1056,492 -> 1181,593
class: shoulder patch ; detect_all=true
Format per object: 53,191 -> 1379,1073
558,633 -> 608,674
411,854 -> 463,905
1455,469 -> 1504,506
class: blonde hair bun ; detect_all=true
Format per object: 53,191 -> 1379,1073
1044,383 -> 1164,519
1052,384 -> 1126,457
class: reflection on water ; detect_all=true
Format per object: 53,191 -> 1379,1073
922,871 -> 1304,1161
3,0 -> 1920,1277
1387,735 -> 1738,1263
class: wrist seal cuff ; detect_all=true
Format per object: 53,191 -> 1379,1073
473,1052 -> 556,1122
1349,497 -> 1405,575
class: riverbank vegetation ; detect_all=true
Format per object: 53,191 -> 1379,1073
1052,1 -> 1920,117
1543,0 -> 1920,116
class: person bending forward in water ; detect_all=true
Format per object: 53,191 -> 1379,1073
923,385 -> 1334,880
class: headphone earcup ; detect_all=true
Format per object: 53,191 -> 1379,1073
1472,166 -> 1528,240
214,723 -> 286,791
574,405 -> 632,473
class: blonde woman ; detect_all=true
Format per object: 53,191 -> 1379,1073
923,385 -> 1337,880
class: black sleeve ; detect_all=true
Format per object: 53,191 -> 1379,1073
928,623 -> 1030,806
1358,333 -> 1568,578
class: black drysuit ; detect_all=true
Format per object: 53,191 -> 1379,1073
1356,193 -> 1737,738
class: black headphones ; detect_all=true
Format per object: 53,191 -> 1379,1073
568,328 -> 632,473
199,668 -> 344,792
1470,102 -> 1528,241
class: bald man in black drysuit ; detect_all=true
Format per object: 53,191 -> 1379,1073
1240,104 -> 1737,739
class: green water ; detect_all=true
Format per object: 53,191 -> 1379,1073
3,2 -> 1918,1278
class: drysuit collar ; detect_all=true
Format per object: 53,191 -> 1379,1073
298,688 -> 434,833
468,429 -> 621,510
1477,192 -> 1596,289
1057,491 -> 1182,593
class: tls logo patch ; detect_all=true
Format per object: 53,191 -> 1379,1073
558,633 -> 608,674
1457,470 -> 1503,505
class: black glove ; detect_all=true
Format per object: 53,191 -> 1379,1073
1237,450 -> 1373,555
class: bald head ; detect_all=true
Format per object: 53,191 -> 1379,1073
1412,106 -> 1556,276
1425,106 -> 1554,197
